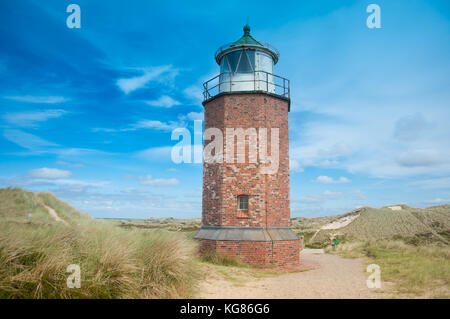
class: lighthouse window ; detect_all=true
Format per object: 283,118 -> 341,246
247,50 -> 255,70
238,195 -> 249,210
220,57 -> 230,74
222,50 -> 256,75
237,50 -> 254,73
226,51 -> 241,73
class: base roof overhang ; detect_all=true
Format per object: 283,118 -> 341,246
194,225 -> 299,242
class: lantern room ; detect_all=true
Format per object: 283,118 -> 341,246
203,25 -> 289,100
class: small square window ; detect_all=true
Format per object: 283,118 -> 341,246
238,195 -> 248,210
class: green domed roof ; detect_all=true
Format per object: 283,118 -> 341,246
215,25 -> 279,65
232,24 -> 262,46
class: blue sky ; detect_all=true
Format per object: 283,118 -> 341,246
0,0 -> 449,218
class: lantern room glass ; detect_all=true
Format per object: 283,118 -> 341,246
220,49 -> 255,74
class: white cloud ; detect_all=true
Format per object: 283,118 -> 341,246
182,69 -> 218,104
183,85 -> 203,103
130,120 -> 181,132
93,117 -> 187,133
3,129 -> 59,150
7,177 -> 109,188
292,190 -> 344,204
322,190 -> 343,199
139,175 -> 179,186
56,161 -> 84,168
91,127 -> 117,133
3,109 -> 67,127
395,149 -> 445,167
290,109 -> 450,178
117,73 -> 153,94
285,13 -> 450,178
48,179 -> 109,187
136,144 -> 202,164
58,188 -> 201,218
411,177 -> 450,189
393,113 -> 432,141
349,190 -> 366,200
145,95 -> 181,108
3,96 -> 68,104
186,112 -> 203,121
135,146 -> 173,162
116,65 -> 178,94
316,175 -> 350,184
316,175 -> 333,183
423,198 -> 450,204
2,130 -> 109,161
121,188 -> 149,194
29,168 -> 72,179
290,159 -> 304,172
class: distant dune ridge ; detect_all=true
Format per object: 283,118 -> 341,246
1,187 -> 448,247
103,192 -> 450,247
293,205 -> 450,247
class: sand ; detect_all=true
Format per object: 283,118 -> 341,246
196,250 -> 389,299
44,205 -> 69,226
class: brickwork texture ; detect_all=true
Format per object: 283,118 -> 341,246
198,92 -> 299,267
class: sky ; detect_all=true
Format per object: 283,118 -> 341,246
0,0 -> 449,219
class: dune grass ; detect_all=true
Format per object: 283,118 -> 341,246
0,188 -> 198,299
310,206 -> 450,246
0,220 -> 198,298
0,187 -> 53,224
327,240 -> 450,298
36,191 -> 92,226
199,250 -> 247,268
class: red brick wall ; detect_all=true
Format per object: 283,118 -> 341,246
198,239 -> 299,267
202,93 -> 291,228
200,92 -> 297,267
272,240 -> 300,266
202,97 -> 224,226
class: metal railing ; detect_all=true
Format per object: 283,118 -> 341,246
203,71 -> 290,101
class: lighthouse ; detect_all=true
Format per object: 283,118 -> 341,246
195,25 -> 300,267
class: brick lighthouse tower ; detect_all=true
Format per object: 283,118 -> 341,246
195,25 -> 299,267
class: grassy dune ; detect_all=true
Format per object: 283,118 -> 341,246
293,205 -> 450,297
1,187 -> 449,298
0,188 -> 197,298
305,205 -> 450,246
114,217 -> 201,235
327,240 -> 450,298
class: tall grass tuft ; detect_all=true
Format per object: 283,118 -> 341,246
200,250 -> 247,267
0,206 -> 198,298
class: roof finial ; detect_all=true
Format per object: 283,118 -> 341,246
243,23 -> 250,36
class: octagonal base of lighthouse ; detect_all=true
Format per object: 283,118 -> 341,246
195,226 -> 300,267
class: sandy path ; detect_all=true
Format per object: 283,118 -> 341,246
44,205 -> 69,226
197,250 -> 388,299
